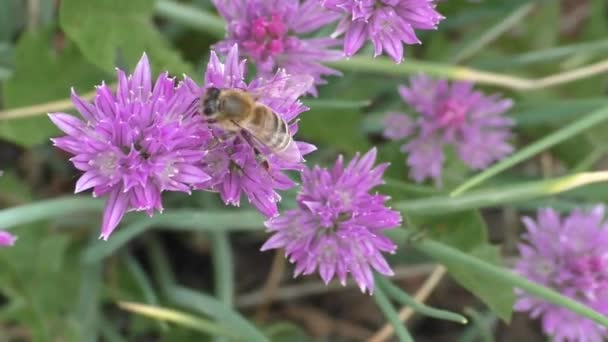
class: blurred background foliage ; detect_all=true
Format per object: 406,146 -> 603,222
0,0 -> 608,341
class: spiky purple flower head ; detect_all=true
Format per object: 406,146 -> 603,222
0,231 -> 16,247
184,45 -> 316,218
515,206 -> 608,342
321,0 -> 445,62
383,75 -> 514,185
212,0 -> 342,95
262,148 -> 401,294
50,54 -> 212,240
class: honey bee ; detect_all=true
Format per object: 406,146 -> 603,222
200,75 -> 313,164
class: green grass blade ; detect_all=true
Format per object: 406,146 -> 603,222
460,308 -> 496,342
167,286 -> 269,342
210,232 -> 234,308
372,285 -> 414,342
376,276 -> 467,324
451,105 -> 608,196
118,301 -> 240,338
451,3 -> 535,63
154,0 -> 224,38
83,210 -> 263,263
0,196 -> 103,229
511,98 -> 608,127
414,239 -> 608,328
303,99 -> 371,110
146,238 -> 268,341
475,38 -> 608,70
123,253 -> 168,331
397,171 -> 608,215
77,256 -> 102,342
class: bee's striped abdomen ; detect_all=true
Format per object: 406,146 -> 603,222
250,105 -> 292,153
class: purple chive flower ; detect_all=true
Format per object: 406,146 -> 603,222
321,0 -> 445,62
50,54 -> 211,240
515,207 -> 608,342
0,231 -> 16,247
261,148 -> 401,294
183,45 -> 316,218
212,0 -> 342,94
383,75 -> 514,185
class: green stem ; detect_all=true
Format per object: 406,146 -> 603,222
0,196 -> 103,229
452,3 -> 535,63
451,104 -> 608,196
373,285 -> 415,342
154,0 -> 225,38
396,171 -> 608,215
461,308 -> 495,342
414,239 -> 608,328
124,253 -> 168,331
376,276 -> 467,324
303,99 -> 371,110
474,38 -> 608,70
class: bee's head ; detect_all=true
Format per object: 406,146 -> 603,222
201,87 -> 221,118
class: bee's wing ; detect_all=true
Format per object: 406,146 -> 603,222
232,119 -> 303,165
248,73 -> 313,112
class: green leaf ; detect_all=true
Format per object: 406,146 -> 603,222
0,0 -> 24,42
1,29 -> 107,146
440,244 -> 515,322
410,211 -> 488,253
60,0 -> 191,75
0,228 -> 81,340
298,107 -> 370,154
403,208 -> 515,321
414,239 -> 608,327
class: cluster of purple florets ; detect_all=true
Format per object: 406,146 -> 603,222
37,3 -> 608,339
47,0 -> 453,294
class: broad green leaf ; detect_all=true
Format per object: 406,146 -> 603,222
409,211 -> 488,253
439,244 -> 515,322
0,0 -> 24,42
1,29 -> 107,146
60,0 -> 191,75
402,205 -> 513,320
0,228 -> 82,340
298,105 -> 370,155
415,239 -> 608,327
